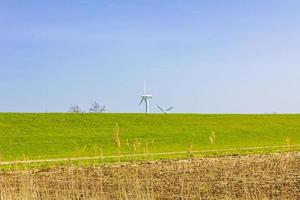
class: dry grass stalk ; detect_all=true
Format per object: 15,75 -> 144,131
187,143 -> 193,159
133,143 -> 137,152
81,145 -> 87,153
133,138 -> 142,152
99,147 -> 103,162
125,139 -> 130,148
209,131 -> 216,144
144,143 -> 149,157
93,145 -> 98,156
22,154 -> 27,161
113,123 -> 121,161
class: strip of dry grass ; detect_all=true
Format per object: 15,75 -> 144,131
0,153 -> 299,199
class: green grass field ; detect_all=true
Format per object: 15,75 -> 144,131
0,113 -> 299,162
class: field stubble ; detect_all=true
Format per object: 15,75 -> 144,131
0,153 -> 299,200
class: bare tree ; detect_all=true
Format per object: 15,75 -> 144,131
69,104 -> 82,113
89,101 -> 106,113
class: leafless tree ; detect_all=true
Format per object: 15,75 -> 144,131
69,104 -> 82,113
89,101 -> 106,113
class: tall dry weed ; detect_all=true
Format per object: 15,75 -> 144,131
209,131 -> 216,144
187,143 -> 193,159
113,123 -> 121,161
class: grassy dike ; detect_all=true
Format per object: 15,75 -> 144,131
0,113 -> 299,163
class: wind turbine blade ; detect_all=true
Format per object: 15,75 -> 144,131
166,107 -> 174,111
157,105 -> 164,112
144,80 -> 146,94
139,98 -> 144,105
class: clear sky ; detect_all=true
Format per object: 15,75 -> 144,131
1,0 -> 300,113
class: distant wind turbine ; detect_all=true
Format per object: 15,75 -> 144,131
139,81 -> 152,114
157,106 -> 174,114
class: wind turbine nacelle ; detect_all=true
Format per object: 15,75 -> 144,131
141,95 -> 152,98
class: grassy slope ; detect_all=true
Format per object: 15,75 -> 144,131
0,113 -> 299,161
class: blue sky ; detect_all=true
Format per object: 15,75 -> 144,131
1,0 -> 300,113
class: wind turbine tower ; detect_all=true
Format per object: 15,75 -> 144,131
139,81 -> 152,114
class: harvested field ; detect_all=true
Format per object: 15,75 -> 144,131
0,153 -> 299,200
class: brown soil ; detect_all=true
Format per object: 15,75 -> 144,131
0,153 -> 299,200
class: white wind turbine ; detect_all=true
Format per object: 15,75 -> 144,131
157,106 -> 174,114
139,81 -> 152,114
